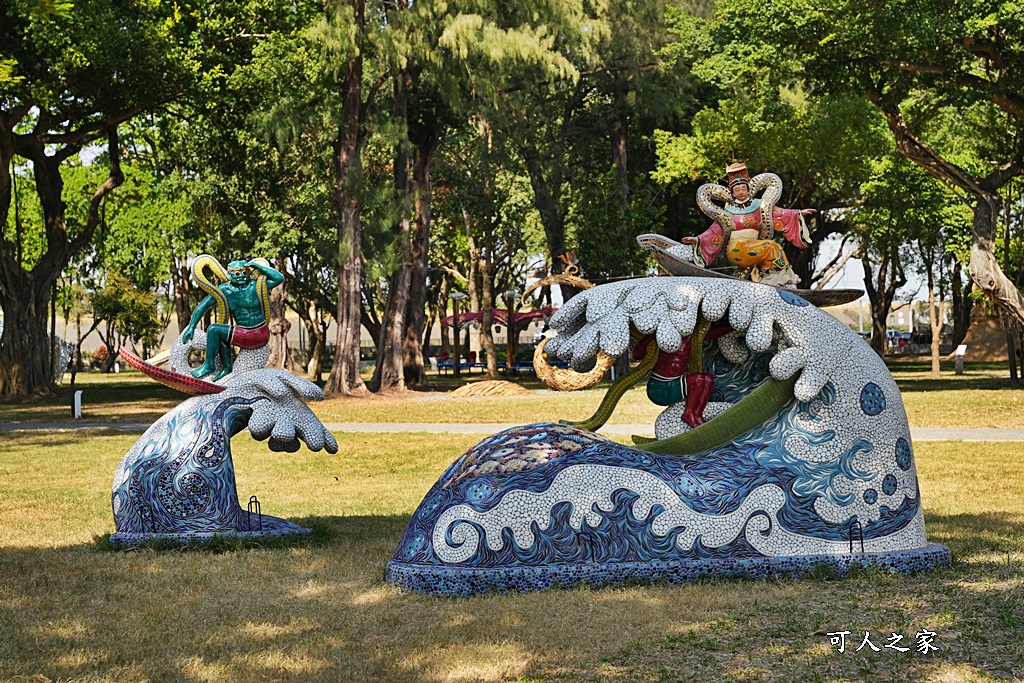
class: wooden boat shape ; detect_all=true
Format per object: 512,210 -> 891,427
119,346 -> 225,395
637,233 -> 863,308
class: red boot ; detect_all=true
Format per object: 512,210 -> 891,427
681,373 -> 715,428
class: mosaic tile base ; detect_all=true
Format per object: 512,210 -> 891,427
112,369 -> 337,539
387,543 -> 951,595
109,524 -> 312,548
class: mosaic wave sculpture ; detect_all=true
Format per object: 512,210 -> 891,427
388,277 -> 950,595
111,255 -> 338,546
110,369 -> 338,546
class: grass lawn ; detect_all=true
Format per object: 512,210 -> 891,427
1,430 -> 1022,682
1,360 -> 1022,429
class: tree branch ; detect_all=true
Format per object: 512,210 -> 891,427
876,58 -> 1024,118
69,126 -> 124,254
811,234 -> 857,289
37,106 -> 141,147
865,88 -> 990,198
216,31 -> 270,44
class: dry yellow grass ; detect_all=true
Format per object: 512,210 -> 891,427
0,431 -> 1022,682
315,385 -> 664,425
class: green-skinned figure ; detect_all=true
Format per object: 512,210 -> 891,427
181,259 -> 284,381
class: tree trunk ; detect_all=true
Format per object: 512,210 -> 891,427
325,21 -> 369,397
949,257 -> 973,348
309,319 -> 325,383
465,212 -> 481,313
100,321 -> 121,373
868,92 -> 1024,327
266,261 -> 294,371
437,276 -> 451,358
1003,313 -> 1019,383
926,262 -> 940,377
370,76 -> 413,394
610,93 -> 629,228
480,121 -> 499,379
402,134 -> 438,387
0,121 -> 124,395
861,249 -> 906,357
168,239 -> 192,330
969,189 -> 1024,329
0,277 -> 55,395
1017,322 -> 1024,380
74,308 -> 84,371
520,135 -> 574,301
422,277 -> 444,361
479,250 -> 498,378
360,284 -> 382,351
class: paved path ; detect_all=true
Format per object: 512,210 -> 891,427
2,421 -> 1024,441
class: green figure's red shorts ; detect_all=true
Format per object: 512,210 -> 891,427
230,323 -> 270,350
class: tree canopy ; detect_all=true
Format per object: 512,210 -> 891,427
3,0 -> 1023,394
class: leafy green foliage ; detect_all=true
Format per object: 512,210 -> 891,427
90,272 -> 162,351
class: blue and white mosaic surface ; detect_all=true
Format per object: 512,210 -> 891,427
387,277 -> 950,594
110,369 -> 338,546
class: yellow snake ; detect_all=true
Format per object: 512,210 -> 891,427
532,338 -> 616,391
191,255 -> 271,324
247,257 -> 273,319
191,255 -> 231,324
528,265 -> 608,391
522,264 -> 592,300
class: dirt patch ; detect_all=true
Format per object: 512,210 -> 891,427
960,314 -> 1010,362
450,380 -> 532,398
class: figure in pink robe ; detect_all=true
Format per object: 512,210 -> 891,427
684,163 -> 815,287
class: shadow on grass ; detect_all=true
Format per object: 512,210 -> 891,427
922,511 -> 1024,559
1,512 -> 1023,682
0,374 -> 181,423
91,518 -> 338,554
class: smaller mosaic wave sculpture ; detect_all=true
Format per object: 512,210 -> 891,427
388,277 -> 950,595
110,256 -> 337,546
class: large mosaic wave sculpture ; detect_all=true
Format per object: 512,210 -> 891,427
387,277 -> 950,594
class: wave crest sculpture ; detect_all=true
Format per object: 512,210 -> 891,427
387,277 -> 950,595
111,369 -> 338,545
111,255 -> 337,546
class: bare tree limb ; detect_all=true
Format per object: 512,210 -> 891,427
811,234 -> 857,289
69,126 -> 124,255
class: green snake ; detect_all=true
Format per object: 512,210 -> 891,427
632,372 -> 800,455
558,329 -> 659,431
555,306 -> 799,454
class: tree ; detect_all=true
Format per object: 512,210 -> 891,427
362,0 -> 593,390
853,154 -> 962,357
713,0 -> 1024,326
307,0 -> 378,396
652,2 -> 896,287
0,0 -> 181,394
89,272 -> 162,370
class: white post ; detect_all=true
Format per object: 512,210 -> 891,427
955,345 -> 967,376
73,390 -> 83,419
